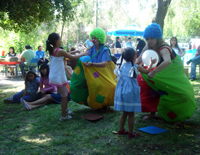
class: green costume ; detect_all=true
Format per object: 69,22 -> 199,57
141,47 -> 196,122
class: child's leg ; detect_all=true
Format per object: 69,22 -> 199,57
57,86 -> 69,118
127,112 -> 135,134
24,94 -> 53,110
61,96 -> 68,117
119,111 -> 128,131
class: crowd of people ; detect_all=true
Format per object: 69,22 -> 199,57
3,23 -> 197,139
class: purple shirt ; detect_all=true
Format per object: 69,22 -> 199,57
40,77 -> 57,93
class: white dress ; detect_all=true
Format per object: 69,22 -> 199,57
49,49 -> 68,87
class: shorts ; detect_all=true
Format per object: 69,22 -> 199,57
57,85 -> 69,97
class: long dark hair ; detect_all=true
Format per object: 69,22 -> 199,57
24,71 -> 39,84
9,47 -> 16,54
170,37 -> 180,51
39,64 -> 49,79
120,48 -> 136,78
46,33 -> 60,55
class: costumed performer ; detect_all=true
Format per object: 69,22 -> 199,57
136,23 -> 196,122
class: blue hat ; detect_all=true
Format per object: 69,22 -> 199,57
143,23 -> 163,39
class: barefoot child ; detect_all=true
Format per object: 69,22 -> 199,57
46,33 -> 87,121
114,47 -> 156,139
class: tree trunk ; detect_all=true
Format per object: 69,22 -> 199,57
155,0 -> 171,32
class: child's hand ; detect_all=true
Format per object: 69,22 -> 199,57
149,57 -> 157,66
81,52 -> 88,56
84,62 -> 93,67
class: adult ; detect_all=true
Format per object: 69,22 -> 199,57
189,41 -> 192,50
84,38 -> 94,48
6,47 -> 17,75
19,45 -> 36,77
136,38 -> 146,57
136,23 -> 196,122
186,45 -> 200,81
35,45 -> 49,67
125,38 -> 134,49
114,37 -> 122,48
170,37 -> 184,57
70,27 -> 117,109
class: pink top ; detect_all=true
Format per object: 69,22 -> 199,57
40,77 -> 57,93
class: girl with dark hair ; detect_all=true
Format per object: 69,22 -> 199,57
114,47 -> 155,139
46,33 -> 87,121
7,47 -> 17,75
170,37 -> 184,57
39,64 -> 57,96
4,71 -> 40,103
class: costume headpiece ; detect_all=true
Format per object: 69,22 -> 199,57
90,28 -> 106,44
143,23 -> 163,39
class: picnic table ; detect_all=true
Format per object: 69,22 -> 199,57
0,58 -> 22,78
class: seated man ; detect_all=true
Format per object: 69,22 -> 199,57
187,45 -> 200,81
19,45 -> 36,77
35,45 -> 49,67
126,38 -> 134,49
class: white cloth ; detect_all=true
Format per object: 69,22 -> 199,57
49,56 -> 68,86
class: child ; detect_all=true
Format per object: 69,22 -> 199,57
114,47 -> 156,139
25,64 -> 57,102
21,62 -> 74,111
4,71 -> 40,103
64,58 -> 73,79
46,33 -> 87,121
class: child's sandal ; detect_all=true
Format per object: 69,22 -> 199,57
118,129 -> 129,136
59,115 -> 72,121
129,132 -> 140,139
66,109 -> 74,116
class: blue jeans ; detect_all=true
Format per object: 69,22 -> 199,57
190,55 -> 200,78
11,90 -> 32,103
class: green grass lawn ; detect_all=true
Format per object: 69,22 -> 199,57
0,77 -> 200,155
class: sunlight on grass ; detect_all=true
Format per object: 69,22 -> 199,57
21,135 -> 51,144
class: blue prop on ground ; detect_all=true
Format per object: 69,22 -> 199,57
80,56 -> 92,62
139,126 -> 168,134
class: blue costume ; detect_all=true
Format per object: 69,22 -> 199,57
88,45 -> 111,63
114,63 -> 141,112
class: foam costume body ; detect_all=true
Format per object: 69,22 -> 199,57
138,23 -> 196,122
70,28 -> 117,109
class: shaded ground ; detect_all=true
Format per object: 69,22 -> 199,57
0,72 -> 200,155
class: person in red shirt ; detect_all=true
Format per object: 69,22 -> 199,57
187,45 -> 200,81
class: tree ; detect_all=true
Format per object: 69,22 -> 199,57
0,0 -> 82,33
154,0 -> 172,31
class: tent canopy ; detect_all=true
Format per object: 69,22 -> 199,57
107,24 -> 144,36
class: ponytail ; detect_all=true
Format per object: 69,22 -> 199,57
119,52 -> 124,69
46,33 -> 60,56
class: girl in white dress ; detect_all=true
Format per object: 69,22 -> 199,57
46,33 -> 87,121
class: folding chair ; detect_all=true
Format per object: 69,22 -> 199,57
23,58 -> 39,76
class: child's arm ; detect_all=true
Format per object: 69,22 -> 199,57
137,57 -> 156,74
40,78 -> 45,93
23,84 -> 27,97
56,49 -> 87,60
65,65 -> 73,78
84,61 -> 108,68
69,50 -> 81,55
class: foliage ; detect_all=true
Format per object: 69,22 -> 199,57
0,0 -> 82,33
0,68 -> 200,154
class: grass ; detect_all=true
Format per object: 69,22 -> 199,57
0,72 -> 200,155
